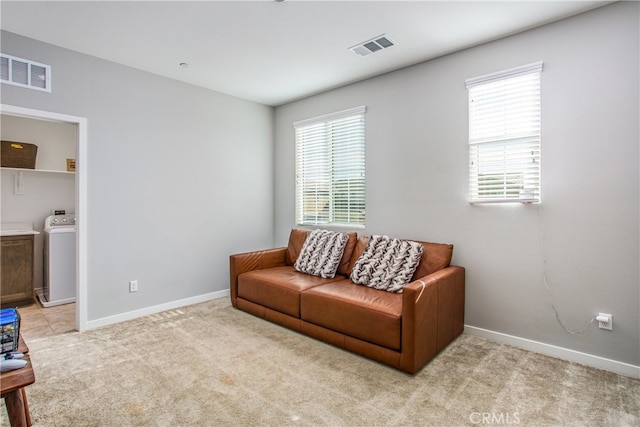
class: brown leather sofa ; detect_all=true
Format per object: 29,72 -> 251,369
229,229 -> 465,374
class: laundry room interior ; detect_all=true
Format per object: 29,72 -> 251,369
1,113 -> 77,335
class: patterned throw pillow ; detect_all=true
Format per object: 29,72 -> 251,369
294,229 -> 350,279
350,235 -> 424,293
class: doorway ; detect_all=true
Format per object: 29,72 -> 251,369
1,104 -> 88,332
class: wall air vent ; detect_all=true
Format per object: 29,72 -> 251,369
1,53 -> 51,92
349,34 -> 395,57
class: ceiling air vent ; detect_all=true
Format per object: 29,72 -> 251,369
349,34 -> 395,57
1,53 -> 51,92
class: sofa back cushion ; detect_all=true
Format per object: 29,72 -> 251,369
413,241 -> 454,278
286,228 -> 309,265
285,228 -> 357,276
346,236 -> 453,278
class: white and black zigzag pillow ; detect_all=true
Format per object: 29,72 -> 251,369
294,229 -> 349,279
350,235 -> 424,293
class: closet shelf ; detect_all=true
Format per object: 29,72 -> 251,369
1,167 -> 74,175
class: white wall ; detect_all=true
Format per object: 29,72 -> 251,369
274,3 -> 639,367
1,30 -> 275,321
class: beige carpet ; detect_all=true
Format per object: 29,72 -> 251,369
2,298 -> 638,426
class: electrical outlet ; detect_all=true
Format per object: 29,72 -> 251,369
597,313 -> 613,330
129,280 -> 138,293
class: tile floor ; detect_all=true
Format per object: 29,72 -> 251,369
17,300 -> 76,340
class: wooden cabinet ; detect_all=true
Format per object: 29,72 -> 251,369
1,235 -> 34,308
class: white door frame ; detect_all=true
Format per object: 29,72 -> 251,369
1,104 -> 88,332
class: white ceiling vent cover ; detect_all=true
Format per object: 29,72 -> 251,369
349,34 -> 395,56
1,53 -> 51,92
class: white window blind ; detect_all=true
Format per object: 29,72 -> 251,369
294,106 -> 366,227
466,61 -> 543,203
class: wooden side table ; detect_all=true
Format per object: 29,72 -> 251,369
1,336 -> 35,426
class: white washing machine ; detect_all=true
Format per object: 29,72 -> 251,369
40,214 -> 76,307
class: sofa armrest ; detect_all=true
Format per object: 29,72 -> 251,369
229,247 -> 288,307
400,265 -> 465,374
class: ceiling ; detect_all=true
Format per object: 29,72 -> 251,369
1,1 -> 613,106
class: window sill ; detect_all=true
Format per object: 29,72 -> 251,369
296,223 -> 366,230
469,198 -> 539,205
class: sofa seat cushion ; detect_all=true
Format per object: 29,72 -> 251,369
237,266 -> 346,318
300,280 -> 402,350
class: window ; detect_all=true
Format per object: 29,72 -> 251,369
466,61 -> 543,203
1,53 -> 51,92
294,106 -> 366,227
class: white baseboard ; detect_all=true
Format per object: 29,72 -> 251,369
464,325 -> 640,379
86,290 -> 229,330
